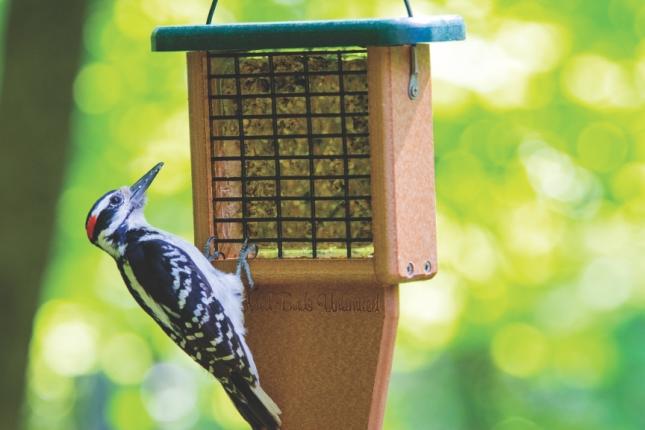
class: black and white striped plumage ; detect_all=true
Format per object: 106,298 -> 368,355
85,163 -> 281,429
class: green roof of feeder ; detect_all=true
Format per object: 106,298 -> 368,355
151,16 -> 465,52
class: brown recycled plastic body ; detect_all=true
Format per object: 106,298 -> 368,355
186,45 -> 437,429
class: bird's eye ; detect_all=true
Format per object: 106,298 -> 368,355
109,195 -> 123,206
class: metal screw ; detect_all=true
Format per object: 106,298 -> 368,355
409,83 -> 419,99
424,260 -> 432,273
406,262 -> 415,277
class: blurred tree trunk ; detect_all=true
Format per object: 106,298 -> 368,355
0,0 -> 87,428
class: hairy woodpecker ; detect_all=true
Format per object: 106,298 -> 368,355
85,162 -> 281,429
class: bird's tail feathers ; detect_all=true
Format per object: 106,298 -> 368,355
228,372 -> 281,430
252,384 -> 282,419
225,391 -> 265,430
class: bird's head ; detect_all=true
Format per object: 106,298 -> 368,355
85,162 -> 163,254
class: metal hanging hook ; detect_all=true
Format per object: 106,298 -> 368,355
403,0 -> 414,17
403,0 -> 418,100
206,0 -> 219,24
206,0 -> 415,24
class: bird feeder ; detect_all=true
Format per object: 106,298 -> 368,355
152,9 -> 464,429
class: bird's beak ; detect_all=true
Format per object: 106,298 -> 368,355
130,162 -> 164,203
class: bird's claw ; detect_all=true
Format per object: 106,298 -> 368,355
202,236 -> 222,262
236,239 -> 258,289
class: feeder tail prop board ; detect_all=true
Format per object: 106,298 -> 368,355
236,276 -> 399,429
368,44 -> 438,285
243,283 -> 399,429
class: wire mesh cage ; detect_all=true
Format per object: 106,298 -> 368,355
207,49 -> 373,259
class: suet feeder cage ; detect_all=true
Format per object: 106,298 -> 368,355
152,5 -> 464,428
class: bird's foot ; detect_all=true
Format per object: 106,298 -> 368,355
202,236 -> 223,262
236,239 -> 258,289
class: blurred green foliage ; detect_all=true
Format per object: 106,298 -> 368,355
5,0 -> 644,428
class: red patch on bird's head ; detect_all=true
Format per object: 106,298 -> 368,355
86,215 -> 97,241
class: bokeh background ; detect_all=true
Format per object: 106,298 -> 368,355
1,0 -> 644,429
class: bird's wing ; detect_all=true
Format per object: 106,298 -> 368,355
123,238 -> 255,379
123,238 -> 280,429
